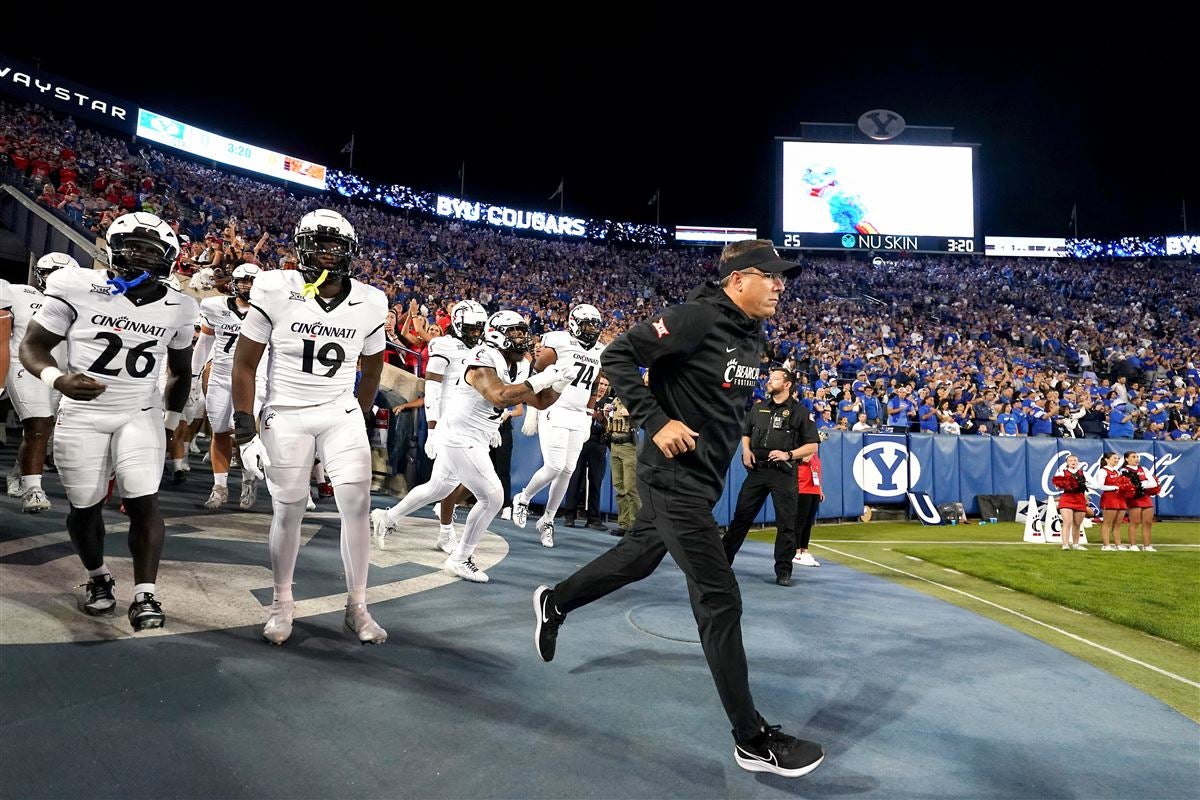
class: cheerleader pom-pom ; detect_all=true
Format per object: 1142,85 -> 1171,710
1052,475 -> 1076,491
1115,475 -> 1137,499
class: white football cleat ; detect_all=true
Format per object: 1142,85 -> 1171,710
239,477 -> 259,510
345,603 -> 387,644
444,555 -> 489,583
203,485 -> 229,510
371,508 -> 398,546
7,465 -> 25,498
22,486 -> 51,513
537,518 -> 555,548
512,492 -> 530,528
262,599 -> 295,645
436,524 -> 458,554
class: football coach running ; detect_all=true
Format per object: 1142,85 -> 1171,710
533,239 -> 824,779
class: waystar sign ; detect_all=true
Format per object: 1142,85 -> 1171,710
0,59 -> 133,133
435,195 -> 586,238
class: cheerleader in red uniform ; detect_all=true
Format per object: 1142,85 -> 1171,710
1093,451 -> 1127,552
1055,453 -> 1089,551
1120,452 -> 1158,552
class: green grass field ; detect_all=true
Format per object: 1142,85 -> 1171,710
747,519 -> 1200,721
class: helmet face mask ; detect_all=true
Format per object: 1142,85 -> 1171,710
484,311 -> 531,354
230,263 -> 259,302
294,209 -> 358,283
450,300 -> 489,347
33,252 -> 80,290
568,304 -> 604,348
105,212 -> 180,280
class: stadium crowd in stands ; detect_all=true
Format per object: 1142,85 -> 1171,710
3,100 -> 1198,442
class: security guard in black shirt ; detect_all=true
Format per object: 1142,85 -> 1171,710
723,368 -> 819,585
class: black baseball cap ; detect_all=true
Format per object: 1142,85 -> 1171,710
717,239 -> 801,279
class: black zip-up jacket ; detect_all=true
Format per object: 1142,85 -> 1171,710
601,282 -> 764,504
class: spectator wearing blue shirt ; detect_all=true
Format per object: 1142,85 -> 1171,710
1169,421 -> 1193,440
861,386 -> 882,424
886,387 -> 914,428
1108,402 -> 1135,438
837,394 -> 861,426
918,398 -> 939,433
996,403 -> 1019,436
1029,401 -> 1054,437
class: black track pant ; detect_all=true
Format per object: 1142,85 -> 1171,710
555,479 -> 760,742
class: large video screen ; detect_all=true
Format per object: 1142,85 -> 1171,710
776,141 -> 976,252
136,109 -> 327,191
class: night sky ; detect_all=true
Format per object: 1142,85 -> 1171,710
2,22 -> 1191,241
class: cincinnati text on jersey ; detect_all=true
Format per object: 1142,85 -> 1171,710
289,321 -> 358,338
90,314 -> 169,337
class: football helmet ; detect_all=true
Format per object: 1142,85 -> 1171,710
230,263 -> 260,301
294,209 -> 357,282
484,310 -> 531,354
105,212 -> 180,279
568,303 -> 603,349
450,300 -> 488,347
33,252 -> 80,290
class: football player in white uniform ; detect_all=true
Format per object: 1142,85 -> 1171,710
371,311 -> 570,583
231,209 -> 389,645
5,253 -> 78,512
422,299 -> 488,552
20,212 -> 197,631
193,263 -> 267,510
513,304 -> 606,547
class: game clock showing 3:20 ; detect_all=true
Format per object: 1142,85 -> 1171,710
945,237 -> 976,253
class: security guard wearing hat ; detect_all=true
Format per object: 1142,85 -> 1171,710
723,367 -> 818,585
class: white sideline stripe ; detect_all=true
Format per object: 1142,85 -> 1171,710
815,544 -> 1200,690
813,540 -> 1200,547
943,568 -> 963,575
905,556 -> 923,562
1057,605 -> 1088,616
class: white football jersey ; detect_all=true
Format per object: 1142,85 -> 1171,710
200,295 -> 264,383
539,329 -> 604,430
441,344 -> 530,447
241,270 -> 387,408
35,268 -> 197,411
426,334 -> 470,384
6,283 -> 68,365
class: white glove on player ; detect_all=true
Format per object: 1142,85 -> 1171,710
521,409 -> 539,436
551,371 -> 573,394
489,430 -> 502,448
526,363 -> 566,394
424,426 -> 442,460
240,436 -> 272,482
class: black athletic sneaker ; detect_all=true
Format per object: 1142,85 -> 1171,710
78,574 -> 116,616
128,593 -> 166,631
734,721 -> 824,778
171,469 -> 187,486
533,585 -> 564,662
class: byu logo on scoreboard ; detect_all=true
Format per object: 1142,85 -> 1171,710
857,109 -> 906,141
852,440 -> 922,497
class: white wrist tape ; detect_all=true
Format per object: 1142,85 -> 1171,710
39,366 -> 64,390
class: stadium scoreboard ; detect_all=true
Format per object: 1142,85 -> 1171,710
775,140 -> 981,254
